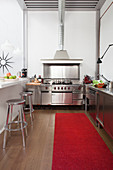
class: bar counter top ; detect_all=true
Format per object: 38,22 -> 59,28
0,78 -> 28,89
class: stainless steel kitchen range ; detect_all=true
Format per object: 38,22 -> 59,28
26,63 -> 83,105
40,82 -> 83,105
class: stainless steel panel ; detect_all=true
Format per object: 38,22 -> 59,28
73,100 -> 83,105
50,65 -> 63,78
52,93 -> 63,104
43,64 -> 51,78
88,98 -> 97,122
43,64 -> 80,79
89,100 -> 95,105
86,93 -> 95,100
26,85 -> 41,105
86,87 -> 97,122
73,85 -> 83,93
86,88 -> 96,100
40,85 -> 51,92
52,92 -> 72,104
104,95 -> 113,138
26,87 -> 36,105
73,93 -> 83,99
85,85 -> 89,94
96,92 -> 104,125
41,92 -> 51,105
63,93 -> 72,104
62,65 -> 79,79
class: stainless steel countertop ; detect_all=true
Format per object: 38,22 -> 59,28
86,84 -> 113,96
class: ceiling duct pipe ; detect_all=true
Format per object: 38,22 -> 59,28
58,0 -> 65,50
54,0 -> 69,59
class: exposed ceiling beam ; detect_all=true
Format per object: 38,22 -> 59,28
17,0 -> 106,11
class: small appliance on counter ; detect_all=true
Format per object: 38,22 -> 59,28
21,68 -> 27,78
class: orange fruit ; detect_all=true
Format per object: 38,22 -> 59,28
6,73 -> 11,77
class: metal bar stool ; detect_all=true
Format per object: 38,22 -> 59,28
3,99 -> 27,149
20,92 -> 34,125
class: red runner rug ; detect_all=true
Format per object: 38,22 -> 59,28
52,113 -> 113,170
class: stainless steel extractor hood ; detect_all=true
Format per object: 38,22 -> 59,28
54,50 -> 69,59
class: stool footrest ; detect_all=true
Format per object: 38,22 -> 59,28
5,121 -> 27,132
24,108 -> 34,112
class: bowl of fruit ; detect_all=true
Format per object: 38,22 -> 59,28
95,83 -> 105,88
4,73 -> 18,81
93,80 -> 106,88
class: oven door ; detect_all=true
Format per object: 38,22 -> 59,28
52,92 -> 72,104
63,92 -> 72,104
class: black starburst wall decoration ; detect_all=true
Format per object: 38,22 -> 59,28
0,51 -> 14,73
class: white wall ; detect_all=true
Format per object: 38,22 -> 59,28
0,0 -> 23,77
100,0 -> 113,81
28,11 -> 97,81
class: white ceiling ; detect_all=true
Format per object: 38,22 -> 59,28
18,0 -> 106,11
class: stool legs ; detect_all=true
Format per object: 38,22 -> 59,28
20,92 -> 34,125
31,96 -> 34,119
23,109 -> 28,136
29,96 -> 33,125
3,105 -> 10,149
9,105 -> 13,136
3,103 -> 27,149
20,105 -> 25,148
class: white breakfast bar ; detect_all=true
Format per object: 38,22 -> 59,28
0,78 -> 28,133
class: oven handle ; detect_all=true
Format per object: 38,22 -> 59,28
41,91 -> 50,93
52,91 -> 72,93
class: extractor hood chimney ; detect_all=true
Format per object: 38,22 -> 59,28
54,0 -> 69,59
41,0 -> 83,64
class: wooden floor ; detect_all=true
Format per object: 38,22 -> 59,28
0,108 -> 113,170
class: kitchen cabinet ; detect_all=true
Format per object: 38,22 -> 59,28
104,94 -> 113,138
42,91 -> 51,105
85,86 -> 97,123
26,85 -> 41,105
72,84 -> 83,105
96,92 -> 104,126
72,93 -> 83,105
96,91 -> 113,138
85,85 -> 113,138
